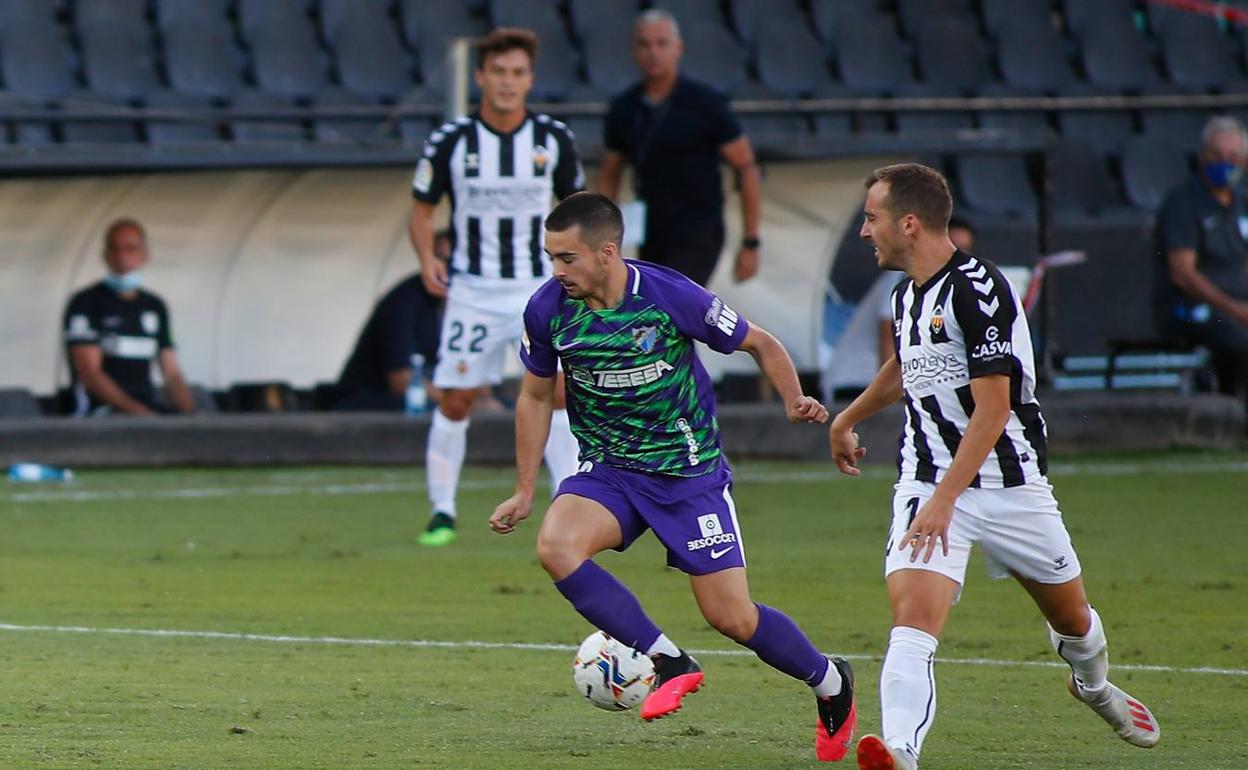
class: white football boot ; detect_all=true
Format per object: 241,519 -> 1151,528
1067,676 -> 1160,748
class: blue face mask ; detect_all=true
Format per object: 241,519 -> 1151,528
104,271 -> 143,293
1203,161 -> 1242,189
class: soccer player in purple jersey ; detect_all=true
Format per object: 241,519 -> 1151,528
488,192 -> 857,762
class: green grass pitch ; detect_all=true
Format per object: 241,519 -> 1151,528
1,454 -> 1245,768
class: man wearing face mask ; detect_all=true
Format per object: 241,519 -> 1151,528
62,218 -> 195,416
1155,116 -> 1248,399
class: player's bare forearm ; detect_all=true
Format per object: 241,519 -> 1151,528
512,373 -> 556,498
739,325 -> 802,404
737,162 -> 762,243
832,357 -> 903,431
409,203 -> 436,266
930,374 -> 1011,504
72,346 -> 153,415
160,351 -> 195,413
596,151 -> 623,200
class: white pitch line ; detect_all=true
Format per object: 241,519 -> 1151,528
4,459 -> 1247,505
1,622 -> 1244,678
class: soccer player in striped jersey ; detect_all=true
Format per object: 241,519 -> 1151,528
489,193 -> 857,762
409,28 -> 583,546
828,164 -> 1160,770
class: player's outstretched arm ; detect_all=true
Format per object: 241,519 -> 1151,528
737,324 -> 828,424
828,357 -> 903,476
489,372 -> 556,535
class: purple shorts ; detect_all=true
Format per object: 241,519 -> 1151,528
556,459 -> 746,576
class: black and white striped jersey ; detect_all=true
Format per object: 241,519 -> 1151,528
412,112 -> 584,282
890,250 -> 1047,488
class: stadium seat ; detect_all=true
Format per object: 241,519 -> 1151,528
955,153 -> 1038,219
74,0 -> 148,28
680,19 -> 750,94
892,82 -> 975,135
810,0 -> 883,50
399,0 -> 484,81
1061,0 -> 1137,37
581,28 -> 638,94
0,387 -> 41,419
239,0 -> 315,42
1,20 -> 74,100
1079,20 -> 1162,91
60,92 -> 142,144
80,18 -> 160,102
329,17 -> 415,101
230,89 -> 307,143
1055,83 -> 1136,153
250,25 -> 331,101
0,0 -> 56,30
914,16 -> 991,95
1049,140 -> 1140,225
313,87 -> 391,143
489,0 -> 567,46
155,0 -> 232,31
896,0 -> 972,40
754,17 -> 828,97
975,82 -> 1051,136
395,85 -> 443,145
1121,135 -> 1190,211
836,18 -> 912,95
145,89 -> 222,144
1137,88 -> 1210,154
319,0 -> 391,43
981,0 -> 1053,39
567,0 -> 641,44
650,0 -> 724,30
162,22 -> 244,100
530,40 -> 579,102
1147,3 -> 1223,42
729,81 -> 809,154
996,22 -> 1076,93
1159,17 -> 1242,91
729,0 -> 801,46
809,80 -> 853,139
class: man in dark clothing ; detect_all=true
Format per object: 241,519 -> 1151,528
1155,116 -> 1248,397
62,218 -> 195,416
597,9 -> 762,288
334,273 -> 442,411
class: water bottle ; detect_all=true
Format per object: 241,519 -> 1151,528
8,463 -> 74,482
405,353 -> 428,415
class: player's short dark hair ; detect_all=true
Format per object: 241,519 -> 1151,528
947,215 -> 975,235
545,192 -> 624,249
476,27 -> 538,70
103,217 -> 146,253
864,163 -> 953,231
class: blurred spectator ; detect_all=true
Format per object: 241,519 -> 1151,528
874,216 -> 976,366
62,218 -> 195,416
596,9 -> 762,286
1155,116 -> 1248,397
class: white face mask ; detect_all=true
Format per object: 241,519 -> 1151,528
104,271 -> 143,292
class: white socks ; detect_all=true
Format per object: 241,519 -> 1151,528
543,408 -> 580,495
645,633 -> 681,658
426,409 -> 469,517
810,658 -> 844,698
1050,608 -> 1108,694
881,626 -> 938,762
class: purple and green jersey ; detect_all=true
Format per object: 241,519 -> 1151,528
520,260 -> 750,478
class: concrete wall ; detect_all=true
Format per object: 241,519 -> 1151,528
0,161 -> 881,394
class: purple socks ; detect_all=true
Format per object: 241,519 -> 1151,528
744,603 -> 830,684
554,560 -> 662,653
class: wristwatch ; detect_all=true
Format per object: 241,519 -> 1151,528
742,236 -> 760,250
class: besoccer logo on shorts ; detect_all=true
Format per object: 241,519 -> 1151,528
697,514 -> 723,538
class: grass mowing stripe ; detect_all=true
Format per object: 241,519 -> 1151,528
2,622 -> 1245,678
6,459 -> 1248,504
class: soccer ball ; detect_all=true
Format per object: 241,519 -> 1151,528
571,630 -> 656,711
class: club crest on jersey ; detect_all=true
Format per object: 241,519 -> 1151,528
631,325 -> 658,353
531,144 -> 550,175
928,305 -> 949,343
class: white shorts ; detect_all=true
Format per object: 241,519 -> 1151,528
885,478 -> 1082,591
432,276 -> 546,389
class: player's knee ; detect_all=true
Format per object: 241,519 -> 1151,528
535,528 -> 584,580
702,604 -> 757,643
438,389 -> 475,421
